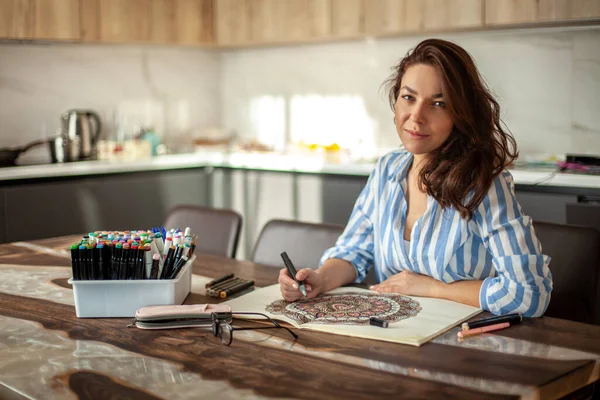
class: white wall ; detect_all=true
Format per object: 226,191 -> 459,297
0,43 -> 221,162
220,27 -> 600,158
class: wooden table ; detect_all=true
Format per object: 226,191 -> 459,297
1,235 -> 599,400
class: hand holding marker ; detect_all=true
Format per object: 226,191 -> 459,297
69,226 -> 198,281
280,252 -> 307,297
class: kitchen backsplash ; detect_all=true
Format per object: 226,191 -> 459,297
221,27 -> 600,158
0,43 -> 221,152
0,26 -> 598,161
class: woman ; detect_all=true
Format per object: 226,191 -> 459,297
278,38 -> 553,318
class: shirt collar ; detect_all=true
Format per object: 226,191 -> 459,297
387,151 -> 414,182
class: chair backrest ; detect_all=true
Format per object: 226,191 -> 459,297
250,219 -> 344,270
534,221 -> 600,325
163,205 -> 242,258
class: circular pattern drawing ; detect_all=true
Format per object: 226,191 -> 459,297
265,292 -> 421,325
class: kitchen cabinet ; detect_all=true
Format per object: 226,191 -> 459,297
514,190 -> 577,225
485,0 -> 600,26
321,174 -> 366,226
219,168 -> 364,259
216,0 -> 363,46
331,0 -> 364,38
229,169 -> 297,258
80,0 -> 214,45
0,0 -> 80,40
216,0 -> 333,46
364,0 -> 483,36
214,0 -> 249,45
1,169 -> 210,243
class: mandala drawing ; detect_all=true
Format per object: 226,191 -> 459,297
265,292 -> 421,325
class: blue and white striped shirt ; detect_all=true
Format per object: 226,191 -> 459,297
320,150 -> 553,317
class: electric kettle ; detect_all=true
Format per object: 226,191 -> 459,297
60,110 -> 102,160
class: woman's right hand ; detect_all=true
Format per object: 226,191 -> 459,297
278,268 -> 323,301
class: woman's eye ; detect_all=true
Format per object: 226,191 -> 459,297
433,101 -> 446,108
401,95 -> 414,101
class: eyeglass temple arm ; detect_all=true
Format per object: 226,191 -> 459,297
231,312 -> 298,339
232,325 -> 299,339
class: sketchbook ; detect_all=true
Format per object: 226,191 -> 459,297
222,284 -> 482,346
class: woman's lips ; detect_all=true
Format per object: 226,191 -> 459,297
405,129 -> 429,139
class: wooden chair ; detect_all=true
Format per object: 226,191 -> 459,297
533,221 -> 600,325
164,205 -> 242,258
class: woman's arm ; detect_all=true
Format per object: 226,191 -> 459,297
316,258 -> 358,292
434,279 -> 483,308
371,270 -> 483,308
473,171 -> 553,317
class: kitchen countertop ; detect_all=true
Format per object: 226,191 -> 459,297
1,152 -> 600,189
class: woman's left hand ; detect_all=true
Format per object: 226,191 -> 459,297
369,270 -> 443,298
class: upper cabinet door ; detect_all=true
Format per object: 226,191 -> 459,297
0,0 -> 80,40
215,0 -> 250,45
365,0 -> 483,36
423,0 -> 483,30
331,0 -> 363,38
81,0 -> 214,45
80,0 -> 151,43
174,0 -> 214,45
216,0 -> 334,47
485,0 -> 600,26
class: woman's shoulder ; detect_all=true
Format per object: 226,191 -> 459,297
373,148 -> 412,177
490,169 -> 516,192
471,168 -> 518,217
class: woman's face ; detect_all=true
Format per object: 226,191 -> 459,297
394,63 -> 454,158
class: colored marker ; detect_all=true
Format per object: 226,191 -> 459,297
149,254 -> 160,279
457,322 -> 511,338
462,314 -> 523,331
205,273 -> 235,288
220,280 -> 255,298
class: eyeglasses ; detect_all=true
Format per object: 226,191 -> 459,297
211,312 -> 298,346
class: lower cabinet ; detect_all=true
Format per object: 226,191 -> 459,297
2,169 -> 209,243
514,189 -> 578,225
321,175 -> 367,226
3,167 -> 597,250
211,169 -> 367,259
514,187 -> 600,232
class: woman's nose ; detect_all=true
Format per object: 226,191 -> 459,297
410,102 -> 426,124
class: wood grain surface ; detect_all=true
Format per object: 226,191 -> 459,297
0,235 -> 599,399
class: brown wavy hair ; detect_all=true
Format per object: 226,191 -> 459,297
385,38 -> 518,219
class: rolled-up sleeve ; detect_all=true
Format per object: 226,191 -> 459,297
319,166 -> 378,283
474,171 -> 553,318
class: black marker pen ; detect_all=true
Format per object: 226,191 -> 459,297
79,245 -> 88,280
149,254 -> 160,279
220,280 -> 255,299
136,247 -> 145,279
119,245 -> 130,280
96,244 -> 105,280
280,252 -> 307,297
168,255 -> 188,279
206,273 -> 235,288
369,317 -> 389,328
160,246 -> 175,279
113,243 -> 123,280
127,246 -> 138,280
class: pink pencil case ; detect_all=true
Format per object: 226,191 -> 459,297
128,304 -> 232,329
